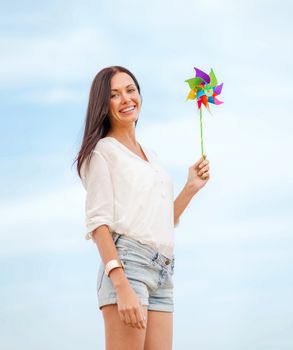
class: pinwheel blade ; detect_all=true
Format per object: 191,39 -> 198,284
197,90 -> 205,99
201,95 -> 208,107
185,77 -> 203,89
186,88 -> 197,100
203,100 -> 211,113
213,96 -> 224,105
214,83 -> 223,95
209,69 -> 218,87
194,67 -> 210,84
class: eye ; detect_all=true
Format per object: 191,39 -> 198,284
111,93 -> 118,98
128,88 -> 135,93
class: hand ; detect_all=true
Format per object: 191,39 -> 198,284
186,154 -> 210,194
115,282 -> 147,330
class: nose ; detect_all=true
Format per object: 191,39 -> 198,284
121,92 -> 131,103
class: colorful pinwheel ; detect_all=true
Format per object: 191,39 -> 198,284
185,67 -> 224,158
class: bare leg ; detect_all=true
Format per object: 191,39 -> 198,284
102,304 -> 148,350
144,310 -> 173,350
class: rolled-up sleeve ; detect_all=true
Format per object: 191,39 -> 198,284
81,150 -> 114,240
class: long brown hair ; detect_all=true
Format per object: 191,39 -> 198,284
73,66 -> 141,178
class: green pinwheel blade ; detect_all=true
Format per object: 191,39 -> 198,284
185,77 -> 203,89
209,69 -> 217,87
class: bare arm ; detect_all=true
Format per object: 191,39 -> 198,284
174,155 -> 210,226
92,225 -> 129,290
83,152 -> 146,329
174,183 -> 198,226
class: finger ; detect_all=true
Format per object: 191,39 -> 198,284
193,160 -> 204,171
121,309 -> 132,326
119,309 -> 126,324
121,308 -> 132,325
198,165 -> 209,176
201,171 -> 209,179
129,309 -> 139,328
199,159 -> 209,169
135,307 -> 146,329
193,155 -> 206,168
139,307 -> 147,329
133,310 -> 142,329
120,307 -> 138,328
198,164 -> 209,175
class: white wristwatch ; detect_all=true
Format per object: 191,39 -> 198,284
104,259 -> 125,277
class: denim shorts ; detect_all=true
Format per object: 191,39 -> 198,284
97,232 -> 175,312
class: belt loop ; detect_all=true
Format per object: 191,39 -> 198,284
152,252 -> 159,262
113,232 -> 121,245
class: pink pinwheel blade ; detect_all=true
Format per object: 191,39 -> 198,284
213,96 -> 224,105
194,67 -> 210,84
214,83 -> 223,95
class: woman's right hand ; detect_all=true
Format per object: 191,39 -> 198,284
115,281 -> 147,330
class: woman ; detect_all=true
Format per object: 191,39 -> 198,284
75,66 -> 210,350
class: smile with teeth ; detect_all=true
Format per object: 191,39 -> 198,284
120,106 -> 136,114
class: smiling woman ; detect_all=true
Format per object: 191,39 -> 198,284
73,65 -> 210,350
108,72 -> 141,126
75,66 -> 141,174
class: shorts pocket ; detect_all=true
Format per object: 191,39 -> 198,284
115,245 -> 129,262
123,249 -> 155,267
115,235 -> 156,267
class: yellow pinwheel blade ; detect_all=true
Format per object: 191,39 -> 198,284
186,88 -> 196,100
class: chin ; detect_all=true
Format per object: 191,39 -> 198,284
120,114 -> 139,122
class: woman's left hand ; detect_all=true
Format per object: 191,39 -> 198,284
186,155 -> 210,195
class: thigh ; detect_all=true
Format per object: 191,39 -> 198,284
102,304 -> 148,350
144,310 -> 173,350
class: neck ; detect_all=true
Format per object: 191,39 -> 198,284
107,126 -> 138,147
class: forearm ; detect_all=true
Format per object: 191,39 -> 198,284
92,225 -> 129,289
174,183 -> 199,225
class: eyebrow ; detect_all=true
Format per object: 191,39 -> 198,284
111,84 -> 135,92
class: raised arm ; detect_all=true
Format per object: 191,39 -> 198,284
174,155 -> 210,226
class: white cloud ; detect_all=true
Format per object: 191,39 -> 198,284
0,185 -> 88,257
0,27 -> 115,87
20,87 -> 86,104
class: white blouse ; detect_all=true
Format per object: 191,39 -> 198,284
80,136 -> 175,259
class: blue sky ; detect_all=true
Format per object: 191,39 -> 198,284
1,0 -> 292,349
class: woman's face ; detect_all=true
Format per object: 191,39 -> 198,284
108,72 -> 141,127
